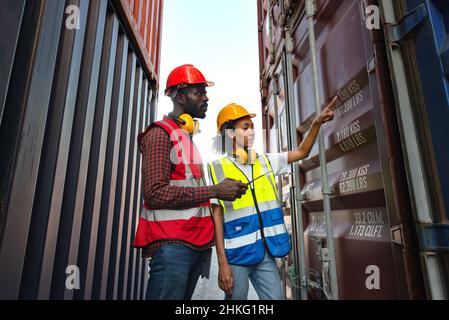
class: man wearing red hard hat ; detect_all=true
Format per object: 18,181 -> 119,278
133,65 -> 248,300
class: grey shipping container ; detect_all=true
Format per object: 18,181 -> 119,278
0,0 -> 163,299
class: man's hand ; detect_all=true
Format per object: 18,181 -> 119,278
315,95 -> 337,124
218,262 -> 234,296
214,178 -> 248,201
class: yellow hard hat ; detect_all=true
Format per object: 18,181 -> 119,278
217,103 -> 256,132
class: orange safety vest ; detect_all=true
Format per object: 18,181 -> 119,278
133,118 -> 213,248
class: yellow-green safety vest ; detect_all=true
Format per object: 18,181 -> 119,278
208,154 -> 291,265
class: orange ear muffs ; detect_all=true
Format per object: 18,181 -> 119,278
235,148 -> 257,165
179,114 -> 200,135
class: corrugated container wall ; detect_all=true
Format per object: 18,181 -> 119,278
258,0 -> 449,299
0,0 -> 163,299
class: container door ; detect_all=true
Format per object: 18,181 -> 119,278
380,0 -> 449,298
404,0 -> 449,221
295,0 -> 422,299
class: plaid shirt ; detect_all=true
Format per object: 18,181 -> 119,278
139,119 -> 215,257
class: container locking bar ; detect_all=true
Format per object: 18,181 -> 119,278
386,3 -> 428,44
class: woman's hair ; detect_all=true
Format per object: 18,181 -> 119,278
212,120 -> 236,155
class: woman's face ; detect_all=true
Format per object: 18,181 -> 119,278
229,116 -> 255,149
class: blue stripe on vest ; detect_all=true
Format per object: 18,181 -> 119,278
260,207 -> 291,256
223,206 -> 285,239
223,207 -> 291,264
224,214 -> 260,239
260,207 -> 285,228
226,240 -> 265,266
265,233 -> 291,257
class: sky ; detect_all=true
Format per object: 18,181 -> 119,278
156,0 -> 263,164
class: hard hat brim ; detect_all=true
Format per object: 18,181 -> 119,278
217,113 -> 257,133
164,81 -> 214,96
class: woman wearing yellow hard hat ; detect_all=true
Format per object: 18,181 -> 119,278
208,98 -> 337,300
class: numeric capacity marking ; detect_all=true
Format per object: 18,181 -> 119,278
349,209 -> 385,239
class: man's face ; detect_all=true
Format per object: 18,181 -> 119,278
178,84 -> 209,119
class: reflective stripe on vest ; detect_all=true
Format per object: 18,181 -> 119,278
224,224 -> 287,249
140,206 -> 210,222
219,199 -> 279,223
208,155 -> 291,265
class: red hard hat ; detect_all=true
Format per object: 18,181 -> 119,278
164,64 -> 214,95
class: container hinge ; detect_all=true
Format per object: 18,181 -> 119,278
386,3 -> 428,44
390,225 -> 404,246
